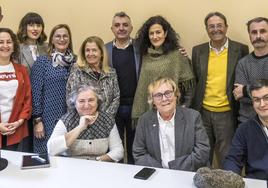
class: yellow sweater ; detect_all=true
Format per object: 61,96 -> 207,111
203,48 -> 230,112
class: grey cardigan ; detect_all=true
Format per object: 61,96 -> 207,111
133,106 -> 210,171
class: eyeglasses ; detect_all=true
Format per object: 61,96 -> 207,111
54,34 -> 69,41
207,24 -> 225,31
252,94 -> 268,105
152,90 -> 174,101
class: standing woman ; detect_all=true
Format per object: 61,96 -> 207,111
132,16 -> 195,119
31,24 -> 76,154
17,12 -> 47,72
66,36 -> 119,117
0,28 -> 31,150
17,12 -> 47,152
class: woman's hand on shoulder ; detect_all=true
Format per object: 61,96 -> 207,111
179,47 -> 188,57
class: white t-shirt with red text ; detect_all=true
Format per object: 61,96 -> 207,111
0,63 -> 18,123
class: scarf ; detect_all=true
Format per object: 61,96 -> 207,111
61,110 -> 114,139
51,49 -> 75,67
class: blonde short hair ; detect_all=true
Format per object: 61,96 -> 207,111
77,36 -> 110,73
147,77 -> 180,107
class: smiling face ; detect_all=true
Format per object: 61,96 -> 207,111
249,21 -> 268,50
206,15 -> 228,44
148,24 -> 167,49
252,86 -> 268,121
84,42 -> 102,68
52,27 -> 70,53
152,82 -> 177,117
111,16 -> 133,41
26,23 -> 43,43
75,89 -> 98,116
0,32 -> 14,60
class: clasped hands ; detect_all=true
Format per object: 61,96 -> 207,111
0,119 -> 24,135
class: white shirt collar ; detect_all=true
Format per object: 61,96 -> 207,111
113,38 -> 132,49
209,38 -> 229,54
263,126 -> 268,137
157,111 -> 175,127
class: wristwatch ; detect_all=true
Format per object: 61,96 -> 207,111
33,117 -> 42,124
95,156 -> 102,161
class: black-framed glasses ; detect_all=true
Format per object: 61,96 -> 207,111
152,90 -> 174,101
252,94 -> 268,105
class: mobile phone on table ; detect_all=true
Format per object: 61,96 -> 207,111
134,167 -> 156,180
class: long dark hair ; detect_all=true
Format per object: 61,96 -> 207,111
136,15 -> 180,55
17,12 -> 47,44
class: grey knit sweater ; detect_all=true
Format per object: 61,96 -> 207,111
235,52 -> 268,123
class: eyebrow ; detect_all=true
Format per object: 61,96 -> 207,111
252,94 -> 268,98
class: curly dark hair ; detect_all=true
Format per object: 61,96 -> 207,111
0,28 -> 20,61
17,12 -> 47,44
135,15 -> 180,55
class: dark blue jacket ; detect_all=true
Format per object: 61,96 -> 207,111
224,116 -> 268,180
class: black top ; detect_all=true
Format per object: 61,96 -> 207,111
112,44 -> 137,105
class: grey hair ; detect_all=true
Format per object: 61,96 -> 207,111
67,84 -> 103,110
113,11 -> 131,20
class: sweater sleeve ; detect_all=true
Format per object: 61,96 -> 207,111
106,71 -> 120,117
106,124 -> 124,162
235,58 -> 251,100
223,126 -> 246,175
66,65 -> 77,101
31,57 -> 46,118
47,120 -> 68,156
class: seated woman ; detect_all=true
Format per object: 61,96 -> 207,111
133,77 -> 210,171
47,84 -> 124,162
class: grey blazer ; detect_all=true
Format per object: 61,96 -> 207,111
191,39 -> 249,112
19,43 -> 48,72
132,106 -> 210,171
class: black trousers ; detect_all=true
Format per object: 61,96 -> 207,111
115,105 -> 135,164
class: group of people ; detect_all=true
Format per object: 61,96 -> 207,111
0,6 -> 267,181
